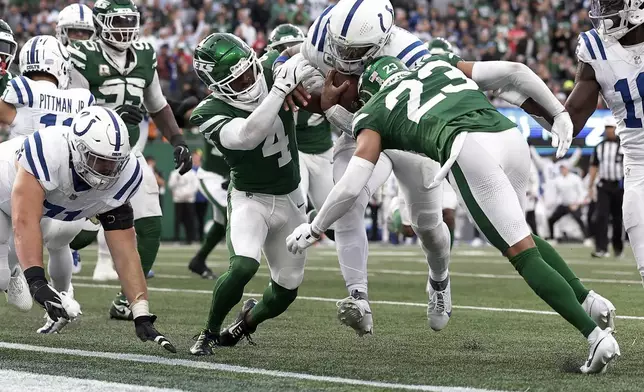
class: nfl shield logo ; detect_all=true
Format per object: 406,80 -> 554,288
99,65 -> 110,76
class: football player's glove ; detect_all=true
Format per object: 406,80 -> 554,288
31,280 -> 69,322
115,104 -> 144,125
286,223 -> 319,254
134,314 -> 176,353
173,143 -> 192,175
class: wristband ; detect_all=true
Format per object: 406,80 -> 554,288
274,55 -> 289,67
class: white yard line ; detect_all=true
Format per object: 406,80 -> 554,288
0,369 -> 184,392
70,282 -> 644,321
0,343 -> 506,392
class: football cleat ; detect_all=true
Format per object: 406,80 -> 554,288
188,257 -> 216,280
219,299 -> 257,346
427,276 -> 452,331
92,256 -> 119,281
37,312 -> 69,334
580,328 -> 620,374
71,250 -> 82,274
582,290 -> 616,331
109,292 -> 133,320
336,290 -> 373,336
190,329 -> 220,355
6,265 -> 32,311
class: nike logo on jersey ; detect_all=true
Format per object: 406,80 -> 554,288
297,202 -> 305,208
296,235 -> 302,241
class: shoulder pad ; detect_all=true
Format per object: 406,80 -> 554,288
112,156 -> 143,204
17,129 -> 66,191
68,40 -> 99,71
131,41 -> 157,70
3,76 -> 35,107
577,30 -> 607,63
388,27 -> 430,69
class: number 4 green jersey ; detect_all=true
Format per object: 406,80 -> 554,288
190,56 -> 299,195
68,40 -> 157,147
353,54 -> 516,164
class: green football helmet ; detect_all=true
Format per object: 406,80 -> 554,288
267,24 -> 305,53
0,20 -> 16,75
426,37 -> 454,55
358,56 -> 409,106
93,0 -> 139,51
194,33 -> 268,104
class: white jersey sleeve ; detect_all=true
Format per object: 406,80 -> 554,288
576,29 -> 608,64
16,129 -> 67,191
142,71 -> 168,114
2,76 -> 36,108
111,154 -> 144,205
383,27 -> 430,70
301,5 -> 336,71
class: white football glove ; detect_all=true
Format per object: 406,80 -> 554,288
550,111 -> 574,159
273,54 -> 317,98
286,223 -> 319,254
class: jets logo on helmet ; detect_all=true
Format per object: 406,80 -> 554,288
326,0 -> 395,75
193,33 -> 268,105
590,0 -> 644,38
69,106 -> 130,190
93,0 -> 140,51
19,35 -> 72,89
57,4 -> 96,46
267,24 -> 306,53
0,20 -> 17,76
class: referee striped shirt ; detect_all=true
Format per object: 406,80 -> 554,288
590,140 -> 623,181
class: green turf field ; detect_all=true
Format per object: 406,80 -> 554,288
0,243 -> 642,391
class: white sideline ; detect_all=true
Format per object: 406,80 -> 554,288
70,282 -> 644,321
0,343 -> 505,392
0,369 -> 184,392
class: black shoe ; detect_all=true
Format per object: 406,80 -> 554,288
188,257 -> 216,280
219,299 -> 258,347
189,329 -> 219,355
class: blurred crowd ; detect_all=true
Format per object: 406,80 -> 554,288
2,0 -> 599,106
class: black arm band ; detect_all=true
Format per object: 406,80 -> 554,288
170,134 -> 187,148
98,203 -> 134,231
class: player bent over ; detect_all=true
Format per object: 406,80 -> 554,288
2,106 -> 175,352
189,33 -> 316,355
287,56 -> 620,373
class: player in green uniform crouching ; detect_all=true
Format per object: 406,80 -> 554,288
189,33 -> 317,355
287,55 -> 621,374
0,20 -> 16,96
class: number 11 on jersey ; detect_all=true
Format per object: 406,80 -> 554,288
615,74 -> 644,128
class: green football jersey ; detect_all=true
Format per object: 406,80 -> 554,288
0,71 -> 13,96
68,40 -> 157,147
353,54 -> 516,163
200,134 -> 230,177
189,58 -> 299,195
260,49 -> 332,155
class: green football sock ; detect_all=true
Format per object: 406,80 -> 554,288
70,229 -> 98,250
195,222 -> 226,262
206,256 -> 258,333
532,234 -> 589,303
247,280 -> 298,329
448,226 -> 455,249
510,247 -> 596,337
134,216 -> 161,276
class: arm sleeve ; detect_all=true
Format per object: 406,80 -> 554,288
68,68 -> 90,90
16,132 -> 62,191
471,61 -> 565,117
143,72 -> 169,114
217,90 -> 284,150
311,156 -> 374,233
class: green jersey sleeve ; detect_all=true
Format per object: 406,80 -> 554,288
0,71 -> 13,96
260,49 -> 280,89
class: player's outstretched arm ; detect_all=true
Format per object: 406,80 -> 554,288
286,129 -> 380,254
565,62 -> 600,137
99,204 -> 176,353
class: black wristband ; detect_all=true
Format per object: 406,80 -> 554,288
170,134 -> 187,147
24,266 -> 47,286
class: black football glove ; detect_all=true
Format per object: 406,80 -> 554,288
26,274 -> 68,322
170,135 -> 192,175
134,314 -> 176,353
116,104 -> 144,125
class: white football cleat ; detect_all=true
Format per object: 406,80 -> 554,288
427,276 -> 452,331
582,290 -> 616,331
37,313 -> 69,334
92,256 -> 119,281
336,291 -> 373,336
37,290 -> 81,334
6,265 -> 32,311
580,327 -> 620,374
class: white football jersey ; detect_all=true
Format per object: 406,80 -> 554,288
301,5 -> 430,75
0,126 -> 141,221
577,29 -> 644,164
1,75 -> 94,138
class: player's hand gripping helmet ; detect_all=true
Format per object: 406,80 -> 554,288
69,106 -> 131,190
267,24 -> 306,53
0,20 -> 17,76
93,0 -> 140,51
326,0 -> 395,75
57,4 -> 96,46
358,56 -> 409,106
193,33 -> 268,105
590,0 -> 644,39
19,36 -> 71,89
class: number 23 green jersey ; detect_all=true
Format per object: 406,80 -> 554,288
353,54 -> 516,163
